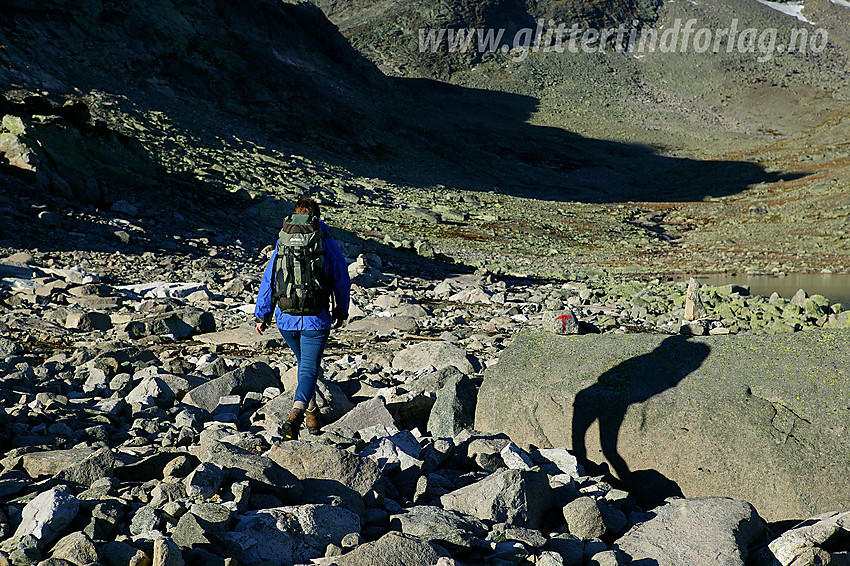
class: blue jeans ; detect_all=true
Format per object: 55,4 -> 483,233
280,329 -> 331,406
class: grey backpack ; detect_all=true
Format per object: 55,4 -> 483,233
272,214 -> 330,315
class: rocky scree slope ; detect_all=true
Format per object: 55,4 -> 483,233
5,213 -> 850,565
3,166 -> 850,564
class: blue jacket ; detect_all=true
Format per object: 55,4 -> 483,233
255,221 -> 351,331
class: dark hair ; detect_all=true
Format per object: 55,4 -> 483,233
294,197 -> 320,219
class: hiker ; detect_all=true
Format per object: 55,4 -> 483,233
255,197 -> 351,440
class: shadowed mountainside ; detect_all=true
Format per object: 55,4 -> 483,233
0,0 -> 390,148
0,0 -> 789,209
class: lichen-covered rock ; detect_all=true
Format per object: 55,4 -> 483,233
476,329 -> 850,520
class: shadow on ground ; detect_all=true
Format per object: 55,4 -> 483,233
365,77 -> 801,203
571,335 -> 711,510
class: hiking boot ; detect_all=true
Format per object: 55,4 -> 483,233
305,408 -> 322,435
283,409 -> 304,441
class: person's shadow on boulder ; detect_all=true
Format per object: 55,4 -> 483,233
571,335 -> 711,510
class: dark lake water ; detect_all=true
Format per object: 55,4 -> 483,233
672,273 -> 850,308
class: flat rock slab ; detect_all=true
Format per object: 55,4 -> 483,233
345,316 -> 418,334
115,281 -> 207,299
194,322 -> 283,347
266,441 -> 384,497
21,446 -> 98,478
392,341 -> 473,374
475,329 -> 850,521
614,497 -> 766,566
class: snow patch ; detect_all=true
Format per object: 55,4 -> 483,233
830,0 -> 850,8
756,0 -> 815,24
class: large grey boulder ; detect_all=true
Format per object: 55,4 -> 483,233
439,468 -> 553,529
475,329 -> 850,521
184,362 -> 280,413
346,316 -> 418,334
13,487 -> 80,550
229,504 -> 360,565
266,440 -> 384,515
266,441 -> 384,497
329,532 -> 445,566
392,341 -> 473,374
614,497 -> 766,566
426,372 -> 477,438
389,505 -> 487,551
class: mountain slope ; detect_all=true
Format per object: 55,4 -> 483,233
0,0 -> 390,145
2,0 -> 849,276
312,0 -> 663,78
314,0 -> 850,156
